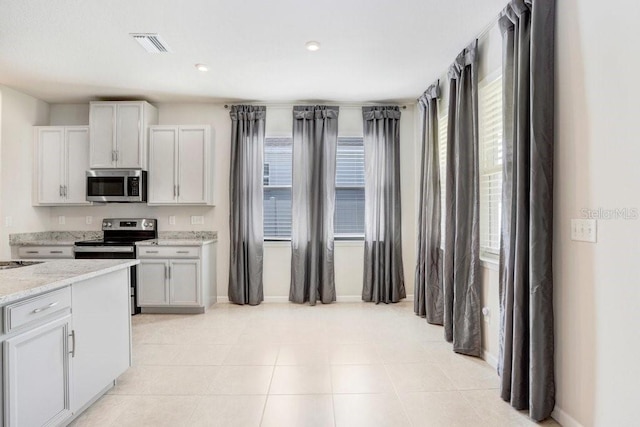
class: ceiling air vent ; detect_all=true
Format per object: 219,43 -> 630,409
130,33 -> 172,53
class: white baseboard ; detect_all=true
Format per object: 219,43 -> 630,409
216,295 -> 414,304
551,406 -> 584,427
483,350 -> 498,369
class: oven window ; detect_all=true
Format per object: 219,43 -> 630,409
88,177 -> 125,196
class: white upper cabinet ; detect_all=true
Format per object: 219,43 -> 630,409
33,126 -> 91,206
148,125 -> 214,205
89,101 -> 158,169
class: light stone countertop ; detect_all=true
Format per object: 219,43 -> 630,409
0,259 -> 139,304
9,231 -> 102,247
136,231 -> 218,247
135,239 -> 217,247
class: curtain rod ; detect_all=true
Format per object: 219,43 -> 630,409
223,104 -> 407,109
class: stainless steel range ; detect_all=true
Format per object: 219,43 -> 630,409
74,218 -> 158,314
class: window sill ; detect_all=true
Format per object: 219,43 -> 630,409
480,254 -> 499,271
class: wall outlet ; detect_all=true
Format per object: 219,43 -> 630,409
85,216 -> 92,225
482,307 -> 491,323
169,216 -> 176,225
191,215 -> 204,225
58,215 -> 65,225
4,216 -> 13,227
571,219 -> 597,243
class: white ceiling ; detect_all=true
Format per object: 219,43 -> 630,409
0,0 -> 506,104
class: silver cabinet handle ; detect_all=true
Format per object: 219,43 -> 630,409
174,185 -> 177,197
49,250 -> 63,254
33,301 -> 59,313
164,265 -> 168,279
168,265 -> 171,279
26,250 -> 39,254
177,185 -> 180,197
69,330 -> 76,358
145,250 -> 159,254
112,150 -> 116,162
59,185 -> 64,197
115,150 -> 118,161
176,251 -> 189,254
64,186 -> 68,197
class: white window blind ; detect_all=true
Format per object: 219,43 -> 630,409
335,137 -> 365,237
263,136 -> 365,239
263,138 -> 292,238
438,112 -> 448,248
479,75 -> 504,256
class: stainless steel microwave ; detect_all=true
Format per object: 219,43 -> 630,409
86,170 -> 147,203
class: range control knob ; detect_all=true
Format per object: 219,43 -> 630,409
104,222 -> 112,228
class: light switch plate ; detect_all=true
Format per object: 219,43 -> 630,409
85,216 -> 92,225
5,216 -> 12,227
191,215 -> 204,225
169,216 -> 176,225
58,215 -> 65,225
571,219 -> 597,243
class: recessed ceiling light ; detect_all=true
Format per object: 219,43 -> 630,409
195,64 -> 209,72
305,41 -> 321,52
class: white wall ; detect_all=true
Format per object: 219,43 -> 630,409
0,85 -> 51,258
554,1 -> 640,425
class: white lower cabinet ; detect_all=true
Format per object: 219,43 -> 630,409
4,315 -> 72,427
71,269 -> 131,414
137,243 -> 216,313
138,258 -> 200,307
0,268 -> 132,426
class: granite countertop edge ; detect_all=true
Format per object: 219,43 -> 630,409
135,238 -> 217,246
0,259 -> 139,305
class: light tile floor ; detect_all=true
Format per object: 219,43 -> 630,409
71,302 -> 560,427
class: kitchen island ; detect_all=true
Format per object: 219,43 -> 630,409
0,259 -> 138,426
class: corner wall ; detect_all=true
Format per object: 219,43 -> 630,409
0,85 -> 51,258
553,1 -> 640,425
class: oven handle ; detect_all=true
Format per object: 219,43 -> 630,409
74,246 -> 135,253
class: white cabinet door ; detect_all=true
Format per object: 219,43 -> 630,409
170,260 -> 200,306
148,127 -> 178,204
178,126 -> 209,204
72,269 -> 131,413
116,103 -> 143,168
89,103 -> 116,168
35,127 -> 65,204
138,260 -> 170,306
4,315 -> 72,427
65,127 -> 91,204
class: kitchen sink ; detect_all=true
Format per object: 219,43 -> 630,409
0,261 -> 44,270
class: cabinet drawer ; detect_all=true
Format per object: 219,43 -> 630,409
4,287 -> 72,333
18,246 -> 74,259
138,246 -> 200,259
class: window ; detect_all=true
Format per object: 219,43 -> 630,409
479,74 -> 504,257
263,138 -> 292,238
262,136 -> 365,239
335,137 -> 365,237
438,104 -> 448,249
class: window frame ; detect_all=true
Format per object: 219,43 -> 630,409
334,136 -> 365,240
262,135 -> 366,241
478,70 -> 504,262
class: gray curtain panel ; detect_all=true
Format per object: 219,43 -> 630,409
228,105 -> 266,305
290,106 -> 339,305
443,43 -> 482,356
414,84 -> 444,324
362,106 -> 406,304
498,0 -> 556,421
